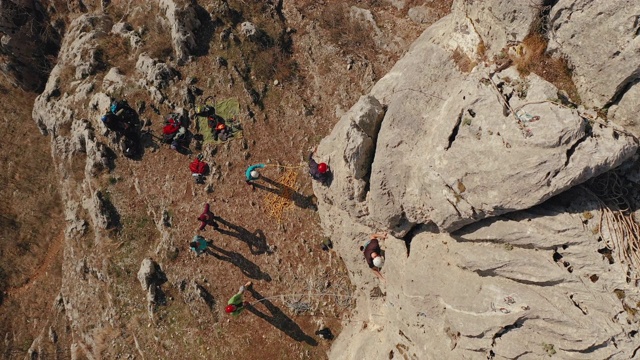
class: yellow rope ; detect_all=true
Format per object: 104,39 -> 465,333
263,168 -> 299,223
264,164 -> 305,170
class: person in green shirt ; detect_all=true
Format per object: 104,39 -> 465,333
225,281 -> 253,317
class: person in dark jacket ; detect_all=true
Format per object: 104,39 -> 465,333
308,149 -> 330,185
360,232 -> 387,280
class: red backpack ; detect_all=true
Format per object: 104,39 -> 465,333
189,158 -> 208,174
163,115 -> 181,135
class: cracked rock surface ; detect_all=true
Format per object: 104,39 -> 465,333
316,0 -> 640,358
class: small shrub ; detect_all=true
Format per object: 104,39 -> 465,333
452,47 -> 476,73
318,4 -> 375,51
509,33 -> 580,103
542,343 -> 556,356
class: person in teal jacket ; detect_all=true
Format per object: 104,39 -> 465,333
245,163 -> 265,190
189,235 -> 209,256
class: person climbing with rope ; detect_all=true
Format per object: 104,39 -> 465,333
226,281 -> 253,317
308,147 -> 330,185
197,203 -> 219,231
245,163 -> 266,191
360,232 -> 387,281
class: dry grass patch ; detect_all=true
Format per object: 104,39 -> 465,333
318,4 -> 376,52
510,33 -> 580,103
452,47 -> 477,73
401,0 -> 454,17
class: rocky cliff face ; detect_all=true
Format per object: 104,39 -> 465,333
16,0 -> 440,358
317,0 -> 640,358
11,0 -> 640,358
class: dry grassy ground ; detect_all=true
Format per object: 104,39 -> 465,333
0,77 -> 67,358
0,1 -> 453,358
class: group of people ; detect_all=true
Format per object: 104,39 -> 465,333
102,97 -> 388,321
162,113 -> 188,151
196,103 -> 236,141
187,142 -> 388,315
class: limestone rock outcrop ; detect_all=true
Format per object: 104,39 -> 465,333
548,0 -> 640,109
316,0 -> 640,358
320,39 -> 636,235
157,0 -> 201,64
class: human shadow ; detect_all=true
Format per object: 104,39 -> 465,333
139,128 -> 161,153
214,217 -> 270,255
104,103 -> 147,161
207,244 -> 271,281
246,287 -> 318,346
149,261 -> 168,306
255,176 -> 317,211
194,283 -> 216,311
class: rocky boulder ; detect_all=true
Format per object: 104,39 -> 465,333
328,189 -> 640,359
157,0 -> 201,64
610,82 -> 640,137
319,37 -> 637,234
316,0 -> 640,358
136,53 -> 177,89
548,0 -> 640,108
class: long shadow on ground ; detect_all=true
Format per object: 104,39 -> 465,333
207,244 -> 271,282
255,176 -> 317,211
214,217 -> 270,255
246,287 -> 318,346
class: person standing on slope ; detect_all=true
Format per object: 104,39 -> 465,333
225,281 -> 253,317
197,203 -> 219,231
245,163 -> 265,191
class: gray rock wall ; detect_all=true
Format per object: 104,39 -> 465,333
319,0 -> 640,358
548,0 -> 640,109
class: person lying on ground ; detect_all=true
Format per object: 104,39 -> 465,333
197,203 -> 219,231
213,122 -> 232,141
226,281 -> 253,317
360,231 -> 388,281
190,235 -> 209,256
245,163 -> 265,191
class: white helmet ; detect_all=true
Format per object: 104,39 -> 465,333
373,256 -> 384,268
250,170 -> 260,179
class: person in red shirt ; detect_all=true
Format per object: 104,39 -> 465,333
197,203 -> 219,231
